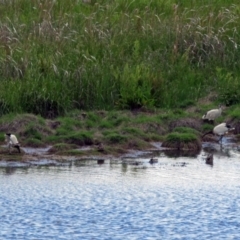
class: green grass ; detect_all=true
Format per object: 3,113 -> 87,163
165,132 -> 198,143
23,125 -> 42,140
172,127 -> 200,135
201,124 -> 214,132
103,132 -> 128,144
48,143 -> 78,153
0,1 -> 239,116
24,138 -> 46,148
228,108 -> 240,120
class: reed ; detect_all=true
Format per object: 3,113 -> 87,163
0,0 -> 240,116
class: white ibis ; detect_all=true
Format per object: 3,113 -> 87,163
202,105 -> 222,122
4,133 -> 21,153
202,122 -> 234,144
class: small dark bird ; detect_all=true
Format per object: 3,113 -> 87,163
4,133 -> 21,154
149,158 -> 158,164
97,159 -> 105,164
206,153 -> 213,166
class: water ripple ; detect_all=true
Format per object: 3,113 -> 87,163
1,150 -> 240,239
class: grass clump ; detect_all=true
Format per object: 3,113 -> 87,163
162,132 -> 201,151
103,132 -> 128,144
122,127 -> 145,137
23,124 -> 42,140
23,138 -> 46,148
229,108 -> 240,120
172,127 -> 200,135
98,120 -> 114,129
201,124 -> 214,133
48,143 -> 78,154
165,132 -> 198,143
63,132 -> 94,146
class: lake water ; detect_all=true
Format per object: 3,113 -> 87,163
1,143 -> 240,240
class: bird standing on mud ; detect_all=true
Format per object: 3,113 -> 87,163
202,105 -> 222,123
202,122 -> 234,145
5,133 -> 21,154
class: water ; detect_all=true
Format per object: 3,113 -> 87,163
1,146 -> 240,240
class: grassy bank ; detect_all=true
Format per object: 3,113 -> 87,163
0,0 -> 240,117
1,102 -> 240,157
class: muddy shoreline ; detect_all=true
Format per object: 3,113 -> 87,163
0,108 -> 239,166
0,134 -> 238,168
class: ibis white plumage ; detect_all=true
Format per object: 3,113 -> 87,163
5,133 -> 21,153
202,105 -> 222,122
202,122 -> 234,144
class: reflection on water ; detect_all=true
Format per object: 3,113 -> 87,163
1,147 -> 240,239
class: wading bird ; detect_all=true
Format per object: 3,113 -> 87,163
202,105 -> 222,123
149,158 -> 158,164
5,133 -> 21,154
205,153 -> 213,166
202,122 -> 234,145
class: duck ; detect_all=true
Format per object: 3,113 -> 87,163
149,158 -> 158,164
205,153 -> 213,165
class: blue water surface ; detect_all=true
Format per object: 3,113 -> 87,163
1,149 -> 240,240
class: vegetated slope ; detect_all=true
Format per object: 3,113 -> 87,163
0,1 -> 239,117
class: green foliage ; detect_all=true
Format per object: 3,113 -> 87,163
173,127 -> 199,135
165,132 -> 198,143
217,68 -> 240,106
85,120 -> 96,129
50,143 -> 76,152
86,112 -> 101,122
57,117 -> 82,131
117,63 -> 155,109
0,113 -> 17,124
64,132 -> 94,145
133,114 -> 162,124
55,128 -> 71,136
24,125 -> 42,140
103,132 -> 127,144
0,1 -> 240,114
98,120 -> 114,129
105,112 -> 129,127
24,138 -> 45,148
201,124 -> 214,132
157,110 -> 187,121
122,127 -> 145,137
0,133 -> 5,142
178,100 -> 195,109
228,108 -> 240,120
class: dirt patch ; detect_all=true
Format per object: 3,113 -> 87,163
0,109 -> 239,162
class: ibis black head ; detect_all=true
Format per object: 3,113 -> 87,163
6,133 -> 11,136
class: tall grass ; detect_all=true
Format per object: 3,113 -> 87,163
0,0 -> 240,116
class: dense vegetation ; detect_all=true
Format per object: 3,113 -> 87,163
0,0 -> 240,117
